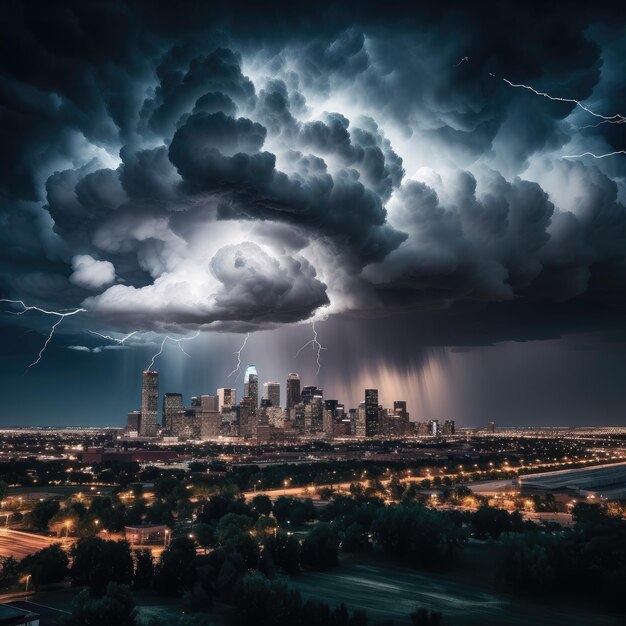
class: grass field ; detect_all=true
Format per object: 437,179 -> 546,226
287,551 -> 624,626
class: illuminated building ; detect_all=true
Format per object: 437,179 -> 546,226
217,388 -> 237,412
244,365 -> 259,408
263,381 -> 281,408
162,393 -> 183,435
286,373 -> 301,410
140,371 -> 158,437
365,388 -> 379,437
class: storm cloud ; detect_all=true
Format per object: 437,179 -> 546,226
1,0 -> 626,348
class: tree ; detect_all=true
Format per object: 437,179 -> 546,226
30,498 -> 60,530
133,549 -> 154,589
301,523 -> 339,570
251,494 -> 273,517
0,556 -> 19,590
264,531 -> 301,574
20,544 -> 68,588
372,504 -> 466,568
70,537 -> 134,595
59,583 -> 138,626
216,513 -> 253,545
470,506 -> 514,540
194,522 -> 217,553
0,480 -> 8,502
255,515 -> 277,538
153,537 -> 197,596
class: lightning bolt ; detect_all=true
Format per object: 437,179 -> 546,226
490,73 -> 626,159
228,333 -> 250,379
490,73 -> 626,124
454,56 -> 469,67
88,330 -> 138,344
146,331 -> 200,371
295,321 -> 327,375
562,151 -> 626,160
0,299 -> 86,369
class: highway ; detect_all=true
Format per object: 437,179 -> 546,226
0,529 -> 66,560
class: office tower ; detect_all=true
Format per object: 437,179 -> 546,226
140,371 -> 158,437
162,393 -> 183,435
487,421 -> 496,433
239,396 -> 255,438
304,397 -> 324,434
325,399 -> 339,415
356,403 -> 366,437
393,400 -> 410,436
291,402 -> 305,434
286,373 -> 301,410
217,388 -> 236,412
323,409 -> 334,436
365,388 -> 379,437
442,420 -> 455,436
244,365 -> 259,408
221,406 -> 240,436
394,401 -> 407,415
201,395 -> 218,411
263,381 -> 281,408
126,411 -> 141,433
301,385 -> 323,404
428,419 -> 440,436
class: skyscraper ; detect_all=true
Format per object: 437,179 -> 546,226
263,381 -> 281,408
244,365 -> 259,408
365,388 -> 379,437
286,373 -> 301,410
162,393 -> 183,435
217,388 -> 236,412
140,371 -> 158,437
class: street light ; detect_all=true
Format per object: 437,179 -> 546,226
164,529 -> 170,547
24,574 -> 31,595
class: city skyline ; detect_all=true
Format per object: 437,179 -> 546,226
1,1 -> 626,429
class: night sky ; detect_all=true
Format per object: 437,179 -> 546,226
1,1 -> 626,427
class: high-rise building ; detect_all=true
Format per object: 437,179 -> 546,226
286,373 -> 301,410
239,396 -> 256,438
365,388 -> 379,437
217,388 -> 236,412
126,411 -> 141,433
487,421 -> 496,433
244,365 -> 259,408
442,420 -> 455,436
356,403 -> 366,437
162,393 -> 183,435
201,395 -> 218,411
140,371 -> 158,437
263,381 -> 281,408
301,385 -> 323,404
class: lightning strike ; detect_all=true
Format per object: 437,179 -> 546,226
146,331 -> 200,371
0,299 -> 86,369
490,73 -> 626,124
295,321 -> 327,376
562,151 -> 626,160
228,333 -> 250,379
454,56 -> 469,67
88,330 -> 138,345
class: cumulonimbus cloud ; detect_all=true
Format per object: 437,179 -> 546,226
1,1 -> 625,343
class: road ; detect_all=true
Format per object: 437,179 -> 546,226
0,529 -> 66,560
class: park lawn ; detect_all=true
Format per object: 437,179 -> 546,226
286,550 -> 624,626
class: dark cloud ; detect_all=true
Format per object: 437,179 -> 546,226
1,0 -> 625,346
